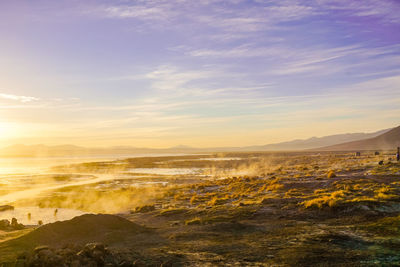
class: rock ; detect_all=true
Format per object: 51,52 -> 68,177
75,242 -> 109,264
56,247 -> 74,258
14,259 -> 26,267
0,219 -> 10,229
76,249 -> 90,258
16,252 -> 28,260
119,260 -> 132,267
133,259 -> 147,267
85,242 -> 105,252
11,218 -> 24,230
85,259 -> 98,266
92,249 -> 105,261
19,245 -> 170,267
29,247 -> 61,266
359,205 -> 371,211
170,221 -> 180,226
37,248 -> 55,259
34,246 -> 50,253
160,260 -> 174,267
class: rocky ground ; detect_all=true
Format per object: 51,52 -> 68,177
0,152 -> 400,266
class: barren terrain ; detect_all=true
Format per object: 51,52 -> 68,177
0,151 -> 400,266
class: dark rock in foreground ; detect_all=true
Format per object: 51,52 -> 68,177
15,242 -> 139,266
5,241 -> 184,267
9,214 -> 149,247
0,214 -> 166,264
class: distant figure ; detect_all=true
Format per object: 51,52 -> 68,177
11,218 -> 18,227
54,209 -> 58,217
397,147 -> 400,161
375,151 -> 380,156
355,152 -> 361,157
379,160 -> 384,165
27,213 -> 31,221
38,220 -> 43,226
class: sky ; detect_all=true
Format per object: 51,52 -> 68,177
0,0 -> 399,148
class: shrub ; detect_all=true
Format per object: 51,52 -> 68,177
159,208 -> 188,216
185,217 -> 202,225
190,194 -> 198,205
134,204 -> 155,213
207,196 -> 228,206
302,190 -> 346,209
302,196 -> 331,209
266,183 -> 284,191
327,170 -> 336,178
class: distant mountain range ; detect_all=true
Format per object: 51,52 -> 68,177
0,127 -> 396,157
316,125 -> 400,151
239,128 -> 391,151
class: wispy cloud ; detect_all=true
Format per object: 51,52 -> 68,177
91,0 -> 317,36
102,5 -> 172,20
317,0 -> 400,23
144,65 -> 213,91
0,93 -> 39,103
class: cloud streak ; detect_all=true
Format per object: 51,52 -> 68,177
0,93 -> 39,103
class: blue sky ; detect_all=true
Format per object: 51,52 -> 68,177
0,0 -> 399,147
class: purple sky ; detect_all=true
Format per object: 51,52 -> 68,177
0,0 -> 399,147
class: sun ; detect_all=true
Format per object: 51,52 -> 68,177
0,122 -> 16,139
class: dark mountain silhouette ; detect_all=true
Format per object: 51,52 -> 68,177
316,125 -> 400,151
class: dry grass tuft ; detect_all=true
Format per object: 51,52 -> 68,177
327,170 -> 336,178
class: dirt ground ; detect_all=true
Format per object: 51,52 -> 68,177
1,151 -> 400,266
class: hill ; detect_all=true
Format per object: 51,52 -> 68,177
241,128 -> 390,151
316,125 -> 400,151
0,214 -> 161,261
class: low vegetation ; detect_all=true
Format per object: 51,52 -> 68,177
1,151 -> 400,265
